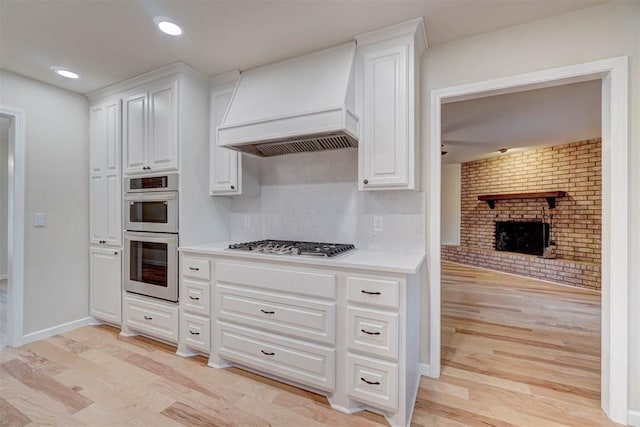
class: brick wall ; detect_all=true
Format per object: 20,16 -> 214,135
442,245 -> 601,290
443,138 -> 602,290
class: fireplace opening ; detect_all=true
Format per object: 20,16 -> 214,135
495,221 -> 549,256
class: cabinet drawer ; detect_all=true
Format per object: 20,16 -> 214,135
348,306 -> 398,360
180,312 -> 210,353
182,280 -> 210,316
124,295 -> 178,342
347,353 -> 398,412
216,284 -> 335,345
182,256 -> 210,281
347,276 -> 399,309
216,322 -> 335,392
217,262 -> 336,299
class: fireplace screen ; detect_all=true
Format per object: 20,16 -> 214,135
495,221 -> 549,256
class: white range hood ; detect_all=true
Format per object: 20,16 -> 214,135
217,42 -> 358,157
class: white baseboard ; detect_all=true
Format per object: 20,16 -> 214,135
419,363 -> 435,377
628,410 -> 640,427
22,317 -> 93,345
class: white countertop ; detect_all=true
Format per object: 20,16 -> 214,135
179,242 -> 425,275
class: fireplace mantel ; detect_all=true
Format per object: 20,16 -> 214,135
478,191 -> 567,209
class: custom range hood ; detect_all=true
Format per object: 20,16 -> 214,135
217,42 -> 358,157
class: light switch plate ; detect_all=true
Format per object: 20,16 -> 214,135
34,213 -> 46,227
373,216 -> 383,232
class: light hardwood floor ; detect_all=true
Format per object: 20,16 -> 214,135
0,263 -> 617,426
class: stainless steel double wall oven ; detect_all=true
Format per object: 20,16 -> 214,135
124,174 -> 179,302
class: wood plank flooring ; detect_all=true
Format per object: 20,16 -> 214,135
418,262 -> 615,427
0,263 -> 617,426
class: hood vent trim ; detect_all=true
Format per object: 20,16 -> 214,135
217,42 -> 359,157
232,131 -> 358,157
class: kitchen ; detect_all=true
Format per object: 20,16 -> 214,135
0,1 -> 639,426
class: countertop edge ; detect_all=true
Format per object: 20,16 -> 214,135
179,244 -> 425,275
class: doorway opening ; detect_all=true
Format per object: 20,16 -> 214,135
0,106 -> 26,349
427,57 -> 629,424
0,115 -> 9,347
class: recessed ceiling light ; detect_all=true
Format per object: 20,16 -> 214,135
52,67 -> 80,79
155,18 -> 182,36
498,148 -> 509,153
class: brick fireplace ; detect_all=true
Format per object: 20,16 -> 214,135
442,138 -> 602,290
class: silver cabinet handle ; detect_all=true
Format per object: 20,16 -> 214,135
361,329 -> 381,336
260,309 -> 275,314
261,350 -> 275,356
360,377 -> 380,385
189,296 -> 200,300
361,290 -> 381,295
144,316 -> 152,320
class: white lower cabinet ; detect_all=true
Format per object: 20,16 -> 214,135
216,321 -> 335,391
182,280 -> 210,316
89,247 -> 122,325
216,283 -> 336,345
177,253 -> 213,356
180,311 -> 210,353
347,353 -> 399,412
347,306 -> 399,360
123,294 -> 179,343
191,254 -> 420,427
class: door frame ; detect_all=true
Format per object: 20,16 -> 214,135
0,106 -> 25,348
427,56 -> 629,424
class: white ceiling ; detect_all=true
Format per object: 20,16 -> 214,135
0,0 -> 603,94
441,80 -> 602,164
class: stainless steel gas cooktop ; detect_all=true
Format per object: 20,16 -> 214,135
228,240 -> 355,257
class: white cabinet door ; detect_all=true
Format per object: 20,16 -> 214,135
89,105 -> 105,175
360,45 -> 409,189
90,100 -> 122,246
104,172 -> 122,246
105,101 -> 120,176
210,84 -> 239,195
123,91 -> 147,174
122,80 -> 178,175
147,79 -> 178,172
90,175 -> 106,244
90,247 -> 122,325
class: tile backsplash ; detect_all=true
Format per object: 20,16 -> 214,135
229,149 -> 424,252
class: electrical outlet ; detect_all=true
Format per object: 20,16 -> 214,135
373,216 -> 383,232
243,214 -> 251,228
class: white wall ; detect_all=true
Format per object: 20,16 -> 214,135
230,149 -> 425,252
0,70 -> 89,335
440,163 -> 460,245
420,0 -> 640,413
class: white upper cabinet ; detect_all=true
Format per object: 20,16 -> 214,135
356,18 -> 427,191
89,99 -> 122,246
210,81 -> 239,194
209,73 -> 260,196
123,77 -> 178,175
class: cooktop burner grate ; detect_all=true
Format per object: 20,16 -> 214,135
228,240 -> 355,257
